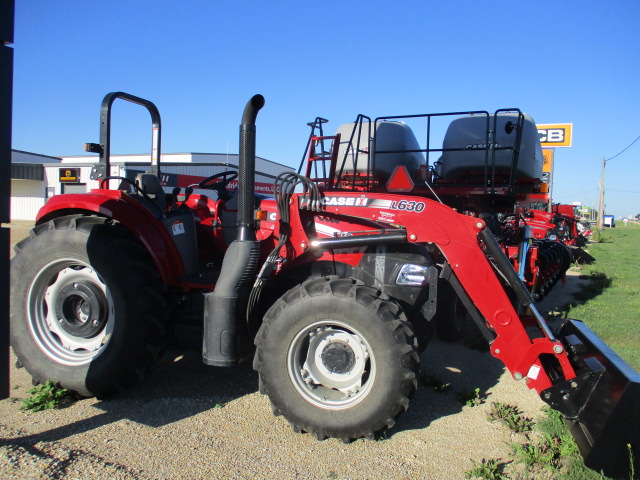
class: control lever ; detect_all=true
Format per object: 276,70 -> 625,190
184,186 -> 193,204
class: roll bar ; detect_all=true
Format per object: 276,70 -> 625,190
87,92 -> 162,183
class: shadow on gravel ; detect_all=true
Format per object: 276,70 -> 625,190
92,347 -> 260,427
6,337 -> 504,446
390,334 -> 505,437
4,347 -> 259,446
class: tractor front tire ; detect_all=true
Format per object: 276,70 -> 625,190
254,277 -> 419,441
10,215 -> 169,397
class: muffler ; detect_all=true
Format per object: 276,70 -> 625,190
203,94 -> 265,366
542,319 -> 640,479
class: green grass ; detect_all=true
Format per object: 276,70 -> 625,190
532,407 -> 606,480
567,223 -> 640,371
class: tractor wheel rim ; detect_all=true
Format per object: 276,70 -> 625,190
287,320 -> 375,410
27,259 -> 115,366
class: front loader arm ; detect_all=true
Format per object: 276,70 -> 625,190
286,191 -> 574,392
396,203 -> 577,392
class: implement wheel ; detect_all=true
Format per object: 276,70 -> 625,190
254,277 -> 419,441
10,215 -> 169,397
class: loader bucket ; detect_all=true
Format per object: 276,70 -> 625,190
542,319 -> 640,479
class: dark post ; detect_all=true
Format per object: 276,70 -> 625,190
0,0 -> 15,399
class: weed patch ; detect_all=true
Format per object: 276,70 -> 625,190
466,405 -> 633,479
465,458 -> 509,480
487,402 -> 533,433
592,229 -> 612,243
460,387 -> 485,407
21,380 -> 69,412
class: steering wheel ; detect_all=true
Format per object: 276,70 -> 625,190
198,170 -> 239,192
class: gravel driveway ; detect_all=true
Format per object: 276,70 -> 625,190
1,221 -> 586,479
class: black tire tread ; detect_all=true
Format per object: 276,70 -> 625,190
254,276 -> 419,441
10,214 -> 169,397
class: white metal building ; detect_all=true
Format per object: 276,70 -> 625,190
10,150 -> 293,220
10,150 -> 61,221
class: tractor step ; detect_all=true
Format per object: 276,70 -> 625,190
542,319 -> 640,479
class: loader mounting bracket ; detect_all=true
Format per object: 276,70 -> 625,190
540,357 -> 605,419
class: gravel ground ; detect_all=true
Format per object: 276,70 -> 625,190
1,221 -> 587,479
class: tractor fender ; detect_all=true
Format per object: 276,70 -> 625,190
36,192 -> 185,286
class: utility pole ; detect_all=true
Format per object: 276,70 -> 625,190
597,157 -> 606,229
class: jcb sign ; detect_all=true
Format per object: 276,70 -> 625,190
537,124 -> 573,148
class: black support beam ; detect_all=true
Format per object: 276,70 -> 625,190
1,0 -> 15,399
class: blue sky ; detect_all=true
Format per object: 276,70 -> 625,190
11,1 -> 640,217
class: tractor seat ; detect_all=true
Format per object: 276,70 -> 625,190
136,173 -> 166,213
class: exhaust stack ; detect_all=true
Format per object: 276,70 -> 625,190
237,94 -> 265,240
203,94 -> 265,366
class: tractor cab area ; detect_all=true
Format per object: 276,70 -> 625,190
73,92 -> 278,290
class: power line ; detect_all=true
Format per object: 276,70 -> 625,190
600,134 -> 640,227
608,188 -> 640,194
606,134 -> 640,162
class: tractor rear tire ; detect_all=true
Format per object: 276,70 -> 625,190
10,215 -> 169,397
253,277 -> 419,441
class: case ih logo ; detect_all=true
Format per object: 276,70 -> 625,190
537,124 -> 573,148
320,196 -> 370,207
300,196 -> 370,208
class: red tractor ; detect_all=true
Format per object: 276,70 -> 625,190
10,93 -> 639,478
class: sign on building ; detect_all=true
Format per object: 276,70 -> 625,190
59,168 -> 80,183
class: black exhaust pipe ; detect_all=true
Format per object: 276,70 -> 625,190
238,94 -> 265,241
203,94 -> 265,366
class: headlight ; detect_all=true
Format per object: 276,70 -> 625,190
395,264 -> 431,286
